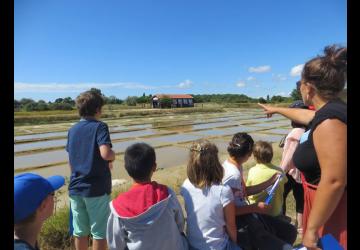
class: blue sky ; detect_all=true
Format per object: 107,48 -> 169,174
14,0 -> 347,101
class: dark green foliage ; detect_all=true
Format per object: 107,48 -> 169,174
290,88 -> 302,101
160,96 -> 173,108
39,207 -> 72,249
125,96 -> 138,106
258,97 -> 267,103
192,94 -> 256,103
136,95 -> 151,104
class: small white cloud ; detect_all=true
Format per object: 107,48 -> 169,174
247,76 -> 256,81
177,79 -> 193,88
290,64 -> 304,77
255,84 -> 261,88
276,92 -> 290,97
236,81 -> 246,88
273,74 -> 287,82
248,65 -> 271,73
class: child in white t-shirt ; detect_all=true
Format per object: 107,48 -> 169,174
180,139 -> 241,250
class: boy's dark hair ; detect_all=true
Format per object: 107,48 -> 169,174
76,90 -> 104,117
124,143 -> 156,182
253,141 -> 273,164
227,133 -> 254,159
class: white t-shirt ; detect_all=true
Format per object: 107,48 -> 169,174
180,179 -> 234,250
222,160 -> 248,207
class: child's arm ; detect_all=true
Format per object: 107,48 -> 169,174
235,202 -> 271,215
224,201 -> 237,243
97,122 -> 116,162
280,137 -> 300,173
99,144 -> 115,162
246,173 -> 278,196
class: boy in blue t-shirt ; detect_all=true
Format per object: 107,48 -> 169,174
66,90 -> 115,250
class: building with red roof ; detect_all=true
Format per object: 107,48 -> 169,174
152,94 -> 194,108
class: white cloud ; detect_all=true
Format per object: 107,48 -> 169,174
236,81 -> 246,88
276,92 -> 290,97
177,79 -> 193,88
273,74 -> 287,82
290,64 -> 304,77
14,82 -> 159,93
248,65 -> 271,73
247,76 -> 256,81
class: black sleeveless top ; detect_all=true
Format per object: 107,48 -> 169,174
293,98 -> 347,185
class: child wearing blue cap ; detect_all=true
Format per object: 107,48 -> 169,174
14,173 -> 65,250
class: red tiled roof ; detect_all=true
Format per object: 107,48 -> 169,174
153,94 -> 193,99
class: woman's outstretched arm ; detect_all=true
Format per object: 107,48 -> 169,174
257,103 -> 315,126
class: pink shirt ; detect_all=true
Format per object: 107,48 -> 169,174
279,128 -> 305,183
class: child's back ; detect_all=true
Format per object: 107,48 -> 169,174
107,181 -> 188,250
106,143 -> 188,250
67,119 -> 112,196
246,141 -> 287,217
181,140 -> 240,250
180,179 -> 235,250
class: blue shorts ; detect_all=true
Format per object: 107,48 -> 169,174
69,194 -> 110,239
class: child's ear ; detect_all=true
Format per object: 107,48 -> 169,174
152,162 -> 157,172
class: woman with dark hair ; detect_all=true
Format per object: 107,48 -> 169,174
258,45 -> 347,249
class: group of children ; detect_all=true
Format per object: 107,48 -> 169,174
14,90 -> 302,250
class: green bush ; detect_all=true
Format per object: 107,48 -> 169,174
39,207 -> 72,249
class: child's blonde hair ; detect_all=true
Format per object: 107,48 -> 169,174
253,141 -> 273,164
187,139 -> 223,188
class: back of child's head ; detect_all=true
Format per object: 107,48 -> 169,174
187,139 -> 223,188
227,132 -> 254,160
253,141 -> 273,164
124,143 -> 156,182
76,90 -> 105,117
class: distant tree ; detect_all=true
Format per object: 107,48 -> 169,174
106,95 -> 123,104
137,95 -> 151,104
62,97 -> 75,106
125,96 -> 138,106
50,103 -> 73,110
258,97 -> 267,104
20,98 -> 35,106
14,100 -> 21,110
89,88 -> 103,97
270,95 -> 285,103
54,98 -> 64,103
266,95 -> 270,102
24,102 -> 38,111
290,88 -> 302,101
160,96 -> 173,108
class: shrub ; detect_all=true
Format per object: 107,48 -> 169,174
39,207 -> 72,249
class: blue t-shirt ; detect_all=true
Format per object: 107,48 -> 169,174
66,118 -> 112,197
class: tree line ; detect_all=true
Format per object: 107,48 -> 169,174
15,88 -> 302,112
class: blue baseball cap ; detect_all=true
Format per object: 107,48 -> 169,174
14,173 -> 65,224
